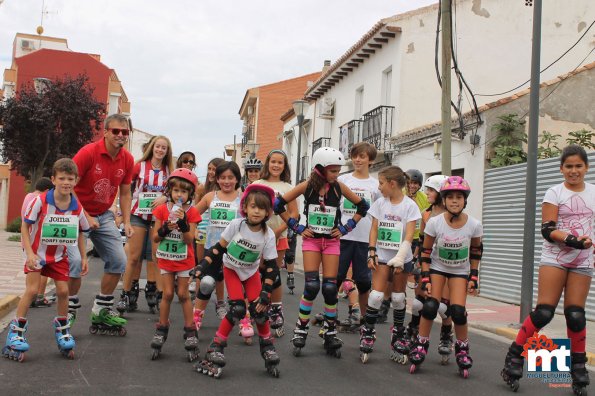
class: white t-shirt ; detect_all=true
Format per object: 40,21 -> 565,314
424,213 -> 483,275
540,182 -> 595,269
221,218 -> 278,281
254,179 -> 293,240
338,173 -> 381,243
368,196 -> 421,263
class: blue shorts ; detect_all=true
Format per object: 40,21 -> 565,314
69,210 -> 127,277
130,215 -> 153,261
338,240 -> 371,283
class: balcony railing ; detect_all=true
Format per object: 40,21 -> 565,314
361,105 -> 394,151
299,155 -> 309,183
312,137 -> 330,153
240,124 -> 255,152
339,120 -> 362,157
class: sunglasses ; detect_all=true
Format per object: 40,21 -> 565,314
108,128 -> 130,136
182,159 -> 196,166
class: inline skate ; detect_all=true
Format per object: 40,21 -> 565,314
322,319 -> 343,359
238,315 -> 254,345
2,318 -> 29,362
215,300 -> 227,320
67,295 -> 81,327
359,324 -> 376,363
53,317 -> 75,359
128,280 -> 140,312
269,304 -> 285,337
184,326 -> 200,362
286,274 -> 295,295
571,352 -> 589,396
501,342 -> 524,392
196,339 -> 226,379
338,306 -> 361,333
259,336 -> 280,377
438,324 -> 453,365
116,290 -> 130,316
145,281 -> 158,314
409,336 -> 429,374
150,324 -> 169,360
291,321 -> 309,357
455,339 -> 473,379
89,308 -> 127,336
377,299 -> 390,324
390,326 -> 410,364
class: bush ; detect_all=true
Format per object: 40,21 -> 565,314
6,217 -> 21,232
7,234 -> 21,242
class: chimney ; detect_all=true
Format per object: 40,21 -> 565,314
322,59 -> 331,74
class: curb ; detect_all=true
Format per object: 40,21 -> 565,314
0,295 -> 20,320
476,324 -> 595,367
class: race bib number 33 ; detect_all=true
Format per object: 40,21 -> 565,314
41,215 -> 79,246
307,205 -> 336,234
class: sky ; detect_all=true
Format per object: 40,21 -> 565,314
0,0 -> 436,180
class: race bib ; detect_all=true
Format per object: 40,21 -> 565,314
307,205 -> 337,234
210,201 -> 237,228
437,239 -> 470,267
376,220 -> 403,250
41,215 -> 79,246
342,191 -> 371,216
225,232 -> 263,268
136,192 -> 162,215
156,231 -> 187,261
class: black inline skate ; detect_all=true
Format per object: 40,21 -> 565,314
129,280 -> 140,312
409,336 -> 429,374
359,324 -> 376,363
438,324 -> 453,365
286,274 -> 295,295
269,304 -> 285,337
150,324 -> 169,360
196,339 -> 226,379
184,326 -> 200,362
322,319 -> 343,359
377,299 -> 390,324
116,290 -> 130,316
259,336 -> 280,378
571,352 -> 590,396
145,281 -> 158,314
291,321 -> 309,357
338,306 -> 361,333
390,325 -> 411,364
455,339 -> 473,379
501,342 -> 524,392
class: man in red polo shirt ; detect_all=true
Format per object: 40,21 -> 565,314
69,113 -> 134,333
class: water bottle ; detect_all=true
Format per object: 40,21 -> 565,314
35,259 -> 46,270
168,198 -> 183,223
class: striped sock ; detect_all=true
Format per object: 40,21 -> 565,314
298,296 -> 314,325
324,303 -> 337,321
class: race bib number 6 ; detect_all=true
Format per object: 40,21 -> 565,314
41,215 -> 79,246
226,233 -> 262,268
342,191 -> 371,216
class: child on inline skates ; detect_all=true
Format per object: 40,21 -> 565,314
255,149 -> 298,338
274,147 -> 368,358
150,168 -> 202,362
194,184 -> 281,378
360,166 -> 420,364
502,145 -> 593,395
192,161 -> 241,337
409,176 -> 482,378
3,159 -> 89,361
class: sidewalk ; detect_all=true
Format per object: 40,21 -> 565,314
1,232 -> 594,364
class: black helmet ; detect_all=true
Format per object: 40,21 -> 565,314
244,158 -> 263,170
406,169 -> 423,185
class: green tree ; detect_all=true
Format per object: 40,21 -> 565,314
0,74 -> 105,189
537,131 -> 562,159
490,114 -> 527,167
566,129 -> 595,151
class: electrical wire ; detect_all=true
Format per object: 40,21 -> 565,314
475,19 -> 595,97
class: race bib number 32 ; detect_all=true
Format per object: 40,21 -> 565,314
41,215 -> 79,246
376,220 -> 403,250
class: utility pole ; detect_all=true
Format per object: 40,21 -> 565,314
520,0 -> 542,322
440,0 -> 452,176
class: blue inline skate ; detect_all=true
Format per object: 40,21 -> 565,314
2,318 -> 29,362
53,316 -> 75,359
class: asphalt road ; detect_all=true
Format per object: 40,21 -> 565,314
0,256 -> 581,395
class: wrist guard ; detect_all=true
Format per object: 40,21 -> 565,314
420,271 -> 431,291
157,222 -> 171,238
273,196 -> 287,215
565,234 -> 587,249
177,213 -> 190,233
287,217 -> 306,235
468,269 -> 479,290
337,218 -> 357,236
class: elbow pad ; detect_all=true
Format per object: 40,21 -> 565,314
205,242 -> 227,265
541,221 -> 556,243
262,258 -> 279,283
273,196 -> 288,215
355,198 -> 370,217
470,242 -> 483,261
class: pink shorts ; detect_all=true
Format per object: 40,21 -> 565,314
302,237 -> 340,256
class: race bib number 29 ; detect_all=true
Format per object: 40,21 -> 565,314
41,215 -> 79,246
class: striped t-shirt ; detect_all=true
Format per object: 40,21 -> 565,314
131,160 -> 169,221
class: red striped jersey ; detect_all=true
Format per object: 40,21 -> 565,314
23,189 -> 90,264
131,160 -> 169,221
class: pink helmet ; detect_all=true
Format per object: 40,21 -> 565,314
240,183 -> 276,220
440,176 -> 471,198
168,168 -> 198,187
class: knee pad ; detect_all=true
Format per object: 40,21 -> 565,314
303,271 -> 320,300
391,292 -> 406,310
198,275 -> 216,297
438,302 -> 449,320
564,306 -> 586,332
412,295 -> 425,316
321,278 -> 338,305
226,300 -> 246,324
249,302 -> 268,325
368,290 -> 385,310
530,304 -> 555,328
450,304 -> 467,325
421,297 -> 439,320
272,272 -> 282,290
355,280 -> 371,295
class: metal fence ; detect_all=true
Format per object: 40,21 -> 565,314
480,153 -> 595,317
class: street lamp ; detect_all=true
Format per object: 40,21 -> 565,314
292,99 -> 309,183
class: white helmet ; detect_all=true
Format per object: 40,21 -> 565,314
311,147 -> 345,169
424,174 -> 448,192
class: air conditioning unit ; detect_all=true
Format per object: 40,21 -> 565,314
319,98 -> 335,119
21,40 -> 34,50
247,106 -> 253,116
